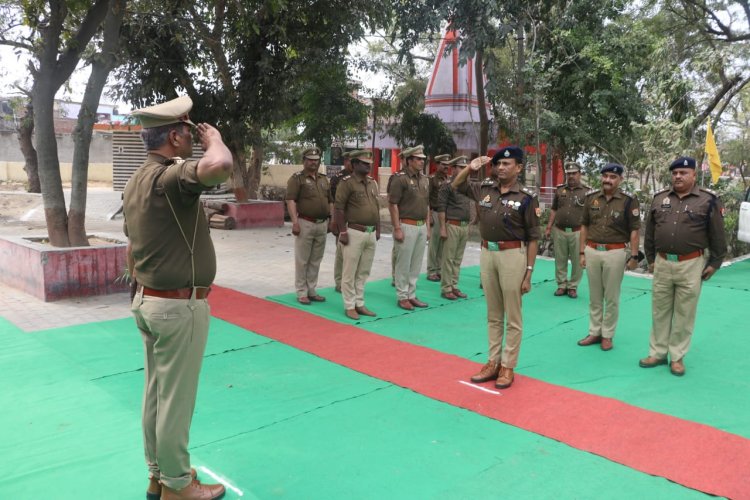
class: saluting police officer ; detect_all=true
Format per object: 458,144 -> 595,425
286,147 -> 335,305
545,162 -> 588,298
334,150 -> 381,320
389,145 -> 431,310
437,156 -> 472,300
578,163 -> 641,351
331,151 -> 354,293
125,96 -> 231,500
427,154 -> 453,281
453,147 -> 540,389
639,156 -> 727,376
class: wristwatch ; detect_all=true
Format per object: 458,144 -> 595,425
526,265 -> 533,271
628,255 -> 638,261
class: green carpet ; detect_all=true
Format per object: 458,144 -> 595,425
0,312 -> 715,498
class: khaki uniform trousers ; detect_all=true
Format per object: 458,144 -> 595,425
394,223 -> 427,300
334,240 -> 343,289
341,228 -> 377,309
480,246 -> 527,368
552,226 -> 583,289
649,254 -> 704,361
584,246 -> 628,339
131,289 -> 210,490
440,223 -> 469,293
427,211 -> 444,274
295,218 -> 328,298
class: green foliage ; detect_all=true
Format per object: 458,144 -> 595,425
714,183 -> 750,258
386,78 -> 456,155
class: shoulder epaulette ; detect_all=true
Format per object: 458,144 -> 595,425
586,188 -> 599,196
294,171 -> 305,177
481,177 -> 494,186
521,187 -> 538,198
556,183 -> 566,188
699,187 -> 718,197
621,190 -> 635,198
654,187 -> 669,196
342,175 -> 352,181
367,175 -> 374,180
394,171 -> 405,176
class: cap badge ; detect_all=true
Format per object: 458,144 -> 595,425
683,159 -> 688,166
503,150 -> 510,157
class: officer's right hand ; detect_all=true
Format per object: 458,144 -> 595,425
339,232 -> 349,245
580,254 -> 586,269
648,263 -> 654,273
195,123 -> 223,151
394,227 -> 405,242
440,227 -> 448,240
292,222 -> 301,236
544,227 -> 551,238
469,156 -> 491,171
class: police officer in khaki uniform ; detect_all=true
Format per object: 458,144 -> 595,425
427,154 -> 453,281
334,150 -> 381,320
389,145 -> 431,310
286,147 -> 335,305
639,157 -> 727,376
578,163 -> 641,351
453,147 -> 540,389
438,156 -> 472,300
545,162 -> 588,298
124,96 -> 231,500
331,151 -> 353,292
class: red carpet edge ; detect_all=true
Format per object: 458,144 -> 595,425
210,286 -> 750,499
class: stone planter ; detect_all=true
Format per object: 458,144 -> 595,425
0,234 -> 129,301
212,200 -> 285,229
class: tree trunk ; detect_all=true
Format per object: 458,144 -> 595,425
248,144 -> 264,200
68,0 -> 126,246
18,101 -> 41,193
515,23 -> 525,141
475,47 -> 489,154
33,79 -> 70,247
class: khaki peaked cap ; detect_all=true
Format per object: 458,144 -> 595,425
433,154 -> 451,163
131,95 -> 196,129
302,147 -> 322,160
400,145 -> 426,159
349,150 -> 373,164
450,156 -> 469,167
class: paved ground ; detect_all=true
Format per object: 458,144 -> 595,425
0,187 -> 482,331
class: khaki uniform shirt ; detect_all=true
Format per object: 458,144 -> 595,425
123,153 -> 216,289
437,179 -> 471,221
644,185 -> 727,269
582,188 -> 641,243
428,172 -> 450,209
335,174 -> 380,226
459,178 -> 540,241
551,183 -> 588,228
330,169 -> 349,200
286,170 -> 332,219
388,168 -> 430,220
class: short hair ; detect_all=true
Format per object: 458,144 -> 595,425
140,122 -> 187,150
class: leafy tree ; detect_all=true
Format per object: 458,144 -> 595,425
113,0 -> 387,200
0,0 -> 124,246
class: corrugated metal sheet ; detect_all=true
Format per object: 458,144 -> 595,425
112,131 -> 204,191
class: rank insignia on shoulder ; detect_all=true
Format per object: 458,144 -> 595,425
557,183 -> 566,188
587,188 -> 598,195
481,178 -> 494,186
342,175 -> 351,181
522,188 -> 537,198
621,190 -> 634,198
700,187 -> 718,197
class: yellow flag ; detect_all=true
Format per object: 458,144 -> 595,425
705,118 -> 722,184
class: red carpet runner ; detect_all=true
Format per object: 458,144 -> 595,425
210,286 -> 750,498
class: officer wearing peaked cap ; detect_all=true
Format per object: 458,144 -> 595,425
437,156 -> 472,300
389,145 -> 431,310
578,162 -> 641,352
335,150 -> 381,320
124,95 -> 232,500
545,162 -> 589,298
639,156 -> 727,376
331,151 -> 354,293
286,146 -> 335,305
427,153 -> 453,281
452,146 -> 541,390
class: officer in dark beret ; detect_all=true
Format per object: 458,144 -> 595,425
452,146 -> 540,389
639,156 -> 727,376
578,162 -> 641,352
